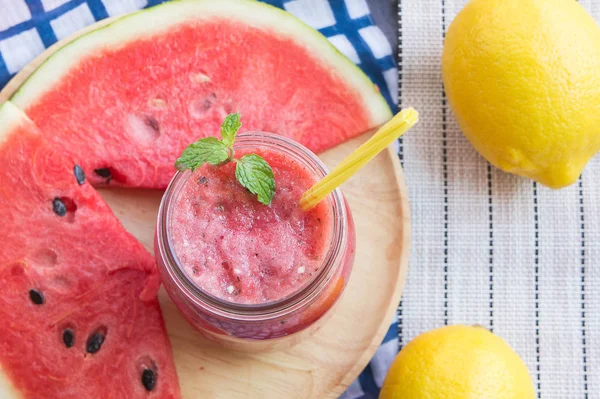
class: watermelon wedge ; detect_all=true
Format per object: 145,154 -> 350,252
0,102 -> 180,399
10,0 -> 392,188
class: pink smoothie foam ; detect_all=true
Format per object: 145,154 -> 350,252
169,148 -> 332,305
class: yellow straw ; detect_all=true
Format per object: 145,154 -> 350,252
299,107 -> 419,211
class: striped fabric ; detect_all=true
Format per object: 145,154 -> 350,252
0,1 -> 398,397
394,1 -> 600,399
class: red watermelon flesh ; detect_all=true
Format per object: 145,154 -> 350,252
11,0 -> 392,189
0,102 -> 180,399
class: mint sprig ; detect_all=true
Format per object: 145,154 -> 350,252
175,113 -> 276,205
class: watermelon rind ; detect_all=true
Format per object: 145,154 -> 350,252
0,103 -> 30,399
10,0 -> 392,125
0,102 -> 32,146
0,366 -> 20,399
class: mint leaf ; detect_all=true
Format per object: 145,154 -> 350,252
235,154 -> 276,205
175,137 -> 230,171
221,113 -> 241,147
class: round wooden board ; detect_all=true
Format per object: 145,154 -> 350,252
0,17 -> 410,399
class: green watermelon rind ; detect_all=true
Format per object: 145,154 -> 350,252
10,0 -> 393,125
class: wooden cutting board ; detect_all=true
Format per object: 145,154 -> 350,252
0,17 -> 410,399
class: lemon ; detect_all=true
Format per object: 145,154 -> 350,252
379,325 -> 535,399
442,0 -> 600,188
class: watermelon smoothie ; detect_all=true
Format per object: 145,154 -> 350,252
155,132 -> 355,350
170,151 -> 332,304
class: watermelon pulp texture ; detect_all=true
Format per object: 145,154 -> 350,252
12,0 -> 392,189
0,103 -> 180,399
171,148 -> 333,305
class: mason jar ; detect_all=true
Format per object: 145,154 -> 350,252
154,132 -> 355,351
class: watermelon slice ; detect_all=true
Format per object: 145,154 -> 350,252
10,0 -> 392,188
0,102 -> 180,399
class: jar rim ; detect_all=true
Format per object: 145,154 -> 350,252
155,131 -> 348,321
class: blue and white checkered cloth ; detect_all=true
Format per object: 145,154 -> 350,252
0,1 -> 398,397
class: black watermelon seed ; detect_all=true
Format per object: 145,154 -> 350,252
63,329 -> 74,348
29,289 -> 44,305
94,168 -> 111,178
141,368 -> 156,392
86,332 -> 105,354
73,165 -> 86,185
52,198 -> 67,217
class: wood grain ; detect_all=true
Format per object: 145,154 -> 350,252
0,16 -> 410,398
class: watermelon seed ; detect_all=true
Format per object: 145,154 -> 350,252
191,72 -> 211,84
73,165 -> 85,185
94,167 -> 127,184
189,93 -> 217,119
52,197 -> 78,221
52,198 -> 67,217
29,289 -> 44,305
141,368 -> 156,391
144,116 -> 160,133
86,329 -> 106,354
204,93 -> 217,109
63,329 -> 75,348
126,114 -> 160,143
94,168 -> 114,184
94,168 -> 112,179
148,98 -> 167,109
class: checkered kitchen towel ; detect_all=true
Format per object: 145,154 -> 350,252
0,0 -> 398,398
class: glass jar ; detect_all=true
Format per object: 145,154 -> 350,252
154,132 -> 355,351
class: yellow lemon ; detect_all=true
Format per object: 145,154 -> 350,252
379,325 -> 535,399
442,0 -> 600,188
